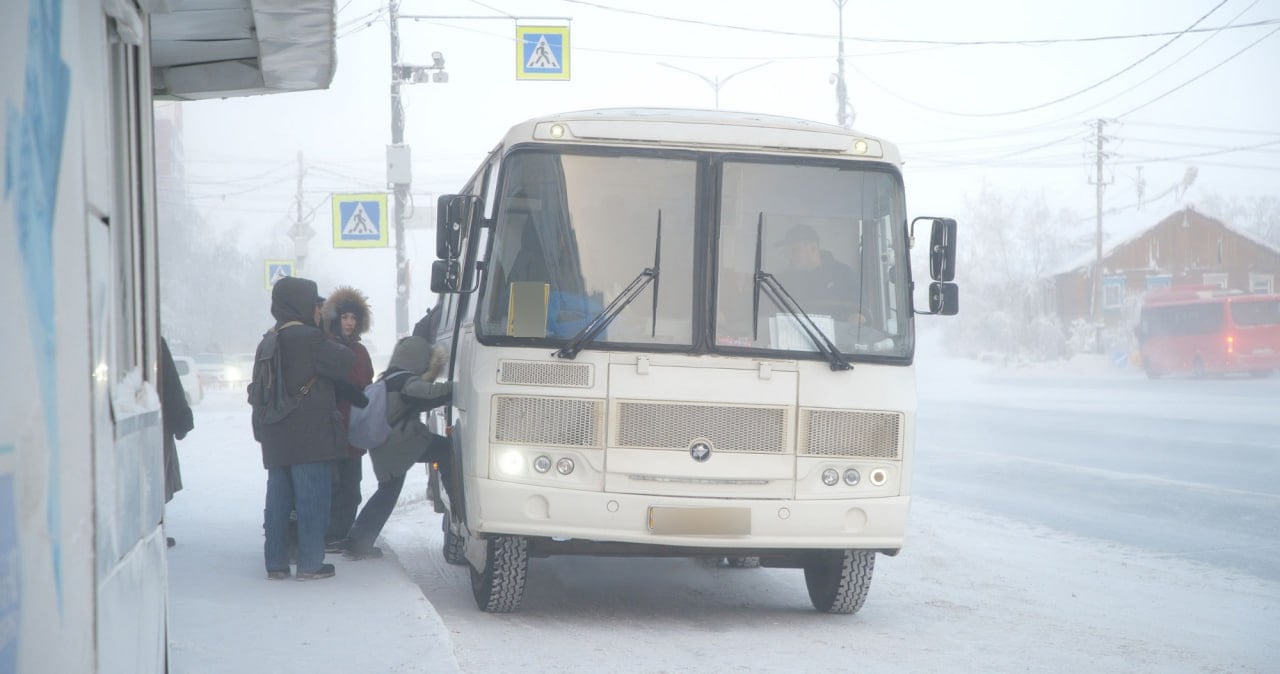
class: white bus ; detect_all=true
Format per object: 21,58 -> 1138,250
427,108 -> 958,614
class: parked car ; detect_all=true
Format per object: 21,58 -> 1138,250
228,352 -> 256,390
171,355 -> 203,405
194,352 -> 232,389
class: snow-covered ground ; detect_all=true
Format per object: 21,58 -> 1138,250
167,352 -> 1280,673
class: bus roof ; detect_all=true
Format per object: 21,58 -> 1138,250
500,107 -> 902,163
1143,286 -> 1278,306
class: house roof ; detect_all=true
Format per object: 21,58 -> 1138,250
1052,197 -> 1280,278
147,0 -> 336,100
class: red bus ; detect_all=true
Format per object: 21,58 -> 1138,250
1136,287 -> 1280,378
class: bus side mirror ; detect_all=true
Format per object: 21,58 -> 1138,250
430,259 -> 461,293
929,218 -> 957,282
436,194 -> 481,259
929,282 -> 959,315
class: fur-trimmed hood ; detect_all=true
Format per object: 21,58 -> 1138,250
322,286 -> 372,339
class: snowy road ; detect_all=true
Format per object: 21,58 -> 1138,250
382,360 -> 1280,673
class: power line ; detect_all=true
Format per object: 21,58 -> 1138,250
413,15 -> 945,61
845,1 -> 1228,118
1123,120 -> 1280,136
1117,24 -> 1280,118
1113,138 -> 1280,163
560,0 -> 1280,46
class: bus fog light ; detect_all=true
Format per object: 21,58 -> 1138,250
556,457 -> 575,475
869,468 -> 888,486
821,469 -> 839,486
533,455 -> 552,473
498,450 -> 524,475
843,469 -> 860,486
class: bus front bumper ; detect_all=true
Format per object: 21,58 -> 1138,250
465,477 -> 910,551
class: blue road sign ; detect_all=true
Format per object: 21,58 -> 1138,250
516,26 -> 570,81
265,260 -> 295,289
333,193 -> 389,248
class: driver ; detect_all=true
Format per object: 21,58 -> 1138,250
776,224 -> 863,323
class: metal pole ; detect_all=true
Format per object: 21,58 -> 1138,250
390,0 -> 409,338
834,0 -> 851,128
1093,118 -> 1106,352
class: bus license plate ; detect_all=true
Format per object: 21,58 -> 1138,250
647,506 -> 750,535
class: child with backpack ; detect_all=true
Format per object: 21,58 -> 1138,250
339,311 -> 452,559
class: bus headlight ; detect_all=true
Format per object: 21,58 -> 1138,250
556,457 -> 575,475
821,468 -> 840,486
533,455 -> 552,473
869,468 -> 888,486
498,450 -> 525,475
843,469 -> 861,486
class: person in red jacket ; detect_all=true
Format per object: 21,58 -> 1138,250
321,286 -> 375,549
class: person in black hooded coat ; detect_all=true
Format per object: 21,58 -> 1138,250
255,276 -> 355,581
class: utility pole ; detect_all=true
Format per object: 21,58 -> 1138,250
390,0 -> 409,338
1088,118 -> 1113,352
833,0 -> 852,128
288,150 -> 314,271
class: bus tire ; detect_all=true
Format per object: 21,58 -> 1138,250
442,513 -> 466,566
803,549 -> 875,614
726,556 -> 760,568
470,535 -> 528,613
1142,358 -> 1161,379
1192,357 -> 1206,379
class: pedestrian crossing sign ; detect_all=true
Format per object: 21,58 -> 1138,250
265,260 -> 294,290
333,193 -> 389,248
516,26 -> 570,81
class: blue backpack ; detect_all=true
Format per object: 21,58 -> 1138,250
346,370 -> 412,450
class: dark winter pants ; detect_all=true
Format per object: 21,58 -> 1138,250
345,435 -> 450,553
326,455 -> 363,542
344,474 -> 405,554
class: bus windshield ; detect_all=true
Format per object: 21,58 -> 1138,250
479,149 -> 698,347
477,148 -> 911,361
1231,298 -> 1280,327
715,160 -> 910,359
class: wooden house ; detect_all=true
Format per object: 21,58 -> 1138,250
1051,207 -> 1280,328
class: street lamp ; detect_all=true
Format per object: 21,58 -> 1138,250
657,61 -> 774,109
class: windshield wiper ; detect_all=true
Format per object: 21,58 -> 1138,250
752,213 -> 852,371
554,211 -> 662,359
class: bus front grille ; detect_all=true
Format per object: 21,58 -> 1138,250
799,409 -> 902,459
613,401 -> 789,453
492,395 -> 605,447
497,360 -> 593,388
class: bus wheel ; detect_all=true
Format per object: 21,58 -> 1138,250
470,535 -> 528,613
1192,357 -> 1206,378
441,513 -> 466,566
1143,361 -> 1162,379
803,549 -> 875,614
726,556 -> 760,568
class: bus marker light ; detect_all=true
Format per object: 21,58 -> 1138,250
534,455 -> 552,473
821,469 -> 839,486
550,124 -> 566,138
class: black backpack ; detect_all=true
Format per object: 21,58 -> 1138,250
246,321 -> 315,427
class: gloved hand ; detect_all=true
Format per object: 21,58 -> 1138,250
333,379 -> 369,408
